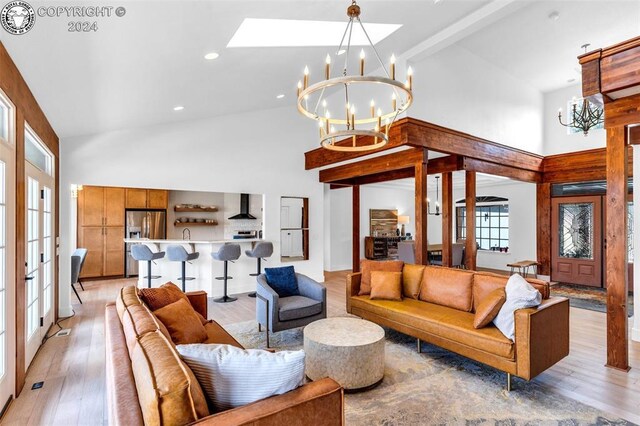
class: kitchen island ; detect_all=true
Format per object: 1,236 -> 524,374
124,238 -> 263,297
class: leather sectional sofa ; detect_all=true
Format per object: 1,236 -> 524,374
105,285 -> 344,425
347,264 -> 570,389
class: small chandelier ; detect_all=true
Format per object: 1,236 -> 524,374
296,0 -> 414,152
427,175 -> 440,216
558,97 -> 604,137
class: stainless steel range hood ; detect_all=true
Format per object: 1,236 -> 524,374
228,194 -> 256,220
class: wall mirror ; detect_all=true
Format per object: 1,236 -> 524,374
280,197 -> 309,261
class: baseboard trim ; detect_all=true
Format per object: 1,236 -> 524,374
0,394 -> 13,420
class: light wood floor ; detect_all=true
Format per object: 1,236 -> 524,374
2,271 -> 640,425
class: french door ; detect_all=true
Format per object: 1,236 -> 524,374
0,133 -> 16,407
24,144 -> 55,369
551,196 -> 602,287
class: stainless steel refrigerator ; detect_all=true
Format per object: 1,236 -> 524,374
125,210 -> 166,277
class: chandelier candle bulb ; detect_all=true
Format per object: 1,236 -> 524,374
297,81 -> 302,97
407,66 -> 413,90
303,66 -> 309,89
390,54 -> 396,80
360,49 -> 365,76
350,105 -> 356,130
377,108 -> 382,130
392,93 -> 397,111
325,54 -> 331,80
370,100 -> 375,117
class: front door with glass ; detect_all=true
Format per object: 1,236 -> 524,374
551,196 -> 602,287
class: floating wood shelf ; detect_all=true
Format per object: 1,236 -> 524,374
174,206 -> 218,212
174,221 -> 218,227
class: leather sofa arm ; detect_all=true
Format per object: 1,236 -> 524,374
186,291 -> 208,319
346,273 -> 361,313
514,296 -> 570,380
197,378 -> 344,426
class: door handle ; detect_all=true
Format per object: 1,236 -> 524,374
25,276 -> 34,281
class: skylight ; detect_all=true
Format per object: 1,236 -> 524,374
227,18 -> 402,48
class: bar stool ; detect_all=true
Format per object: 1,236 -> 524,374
131,245 -> 165,288
245,241 -> 274,298
211,244 -> 241,303
166,245 -> 199,292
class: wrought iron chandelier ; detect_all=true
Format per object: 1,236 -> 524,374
296,0 -> 414,152
427,176 -> 440,216
558,97 -> 604,137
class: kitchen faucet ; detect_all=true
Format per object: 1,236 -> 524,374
182,228 -> 191,240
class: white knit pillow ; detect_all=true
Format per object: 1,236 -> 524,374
176,343 -> 305,411
492,274 -> 542,340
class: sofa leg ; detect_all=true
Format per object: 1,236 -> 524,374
417,339 -> 422,353
506,373 -> 512,392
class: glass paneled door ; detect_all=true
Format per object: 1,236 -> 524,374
24,128 -> 55,369
551,196 -> 602,287
0,102 -> 16,408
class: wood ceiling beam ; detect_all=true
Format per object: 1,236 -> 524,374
461,157 -> 541,183
542,146 -> 633,183
403,118 -> 543,172
319,148 -> 423,183
305,119 -> 410,170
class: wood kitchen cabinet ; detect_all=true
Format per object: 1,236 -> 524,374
126,188 -> 168,209
78,185 -> 126,278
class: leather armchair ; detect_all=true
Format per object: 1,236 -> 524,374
256,273 -> 326,347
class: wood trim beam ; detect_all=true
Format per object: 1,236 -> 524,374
462,157 -> 541,183
536,183 -> 551,276
605,92 -> 640,128
319,148 -> 423,183
542,146 -> 633,183
15,111 -> 26,396
441,172 -> 453,267
305,119 -> 410,170
629,125 -> 640,145
465,171 -> 477,270
330,168 -> 415,188
352,185 -> 360,272
415,151 -> 428,265
403,118 -> 543,172
605,126 -> 629,371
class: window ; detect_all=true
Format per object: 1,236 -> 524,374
456,198 -> 509,251
25,125 -> 52,175
0,91 -> 13,145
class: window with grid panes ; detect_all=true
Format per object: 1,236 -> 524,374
456,202 -> 509,251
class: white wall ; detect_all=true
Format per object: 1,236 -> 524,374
59,105 -> 322,316
409,44 -> 544,154
543,84 -> 606,156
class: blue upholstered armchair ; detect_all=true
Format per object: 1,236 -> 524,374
256,273 -> 326,347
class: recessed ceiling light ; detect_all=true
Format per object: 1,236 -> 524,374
173,106 -> 184,111
337,49 -> 346,55
227,18 -> 402,48
204,52 -> 219,60
548,11 -> 560,21
434,0 -> 443,4
276,94 -> 285,99
567,78 -> 576,83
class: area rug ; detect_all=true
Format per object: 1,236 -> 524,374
551,283 -> 634,317
224,320 -> 633,425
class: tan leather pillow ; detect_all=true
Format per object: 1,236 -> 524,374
359,259 -> 404,295
402,264 -> 425,299
369,271 -> 402,301
154,299 -> 208,345
473,288 -> 506,329
419,266 -> 475,312
139,282 -> 189,311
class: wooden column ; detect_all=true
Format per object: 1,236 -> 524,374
465,171 -> 477,270
605,125 -> 629,370
536,182 -> 552,276
352,185 -> 360,272
415,151 -> 428,265
15,111 -> 26,395
442,172 -> 453,266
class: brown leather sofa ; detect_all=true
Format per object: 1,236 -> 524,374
106,285 -> 344,425
347,265 -> 570,388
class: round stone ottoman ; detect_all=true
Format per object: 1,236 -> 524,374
303,317 -> 385,391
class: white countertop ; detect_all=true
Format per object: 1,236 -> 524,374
124,238 -> 262,244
